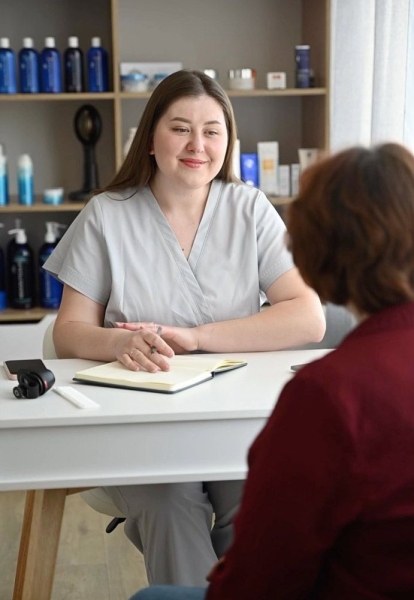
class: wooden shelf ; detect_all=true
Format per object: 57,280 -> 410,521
119,87 -> 327,100
268,196 -> 295,207
0,197 -> 86,213
0,308 -> 58,323
0,93 -> 115,102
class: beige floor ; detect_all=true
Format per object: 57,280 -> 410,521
0,491 -> 148,600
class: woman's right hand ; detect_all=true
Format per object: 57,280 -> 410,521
114,325 -> 175,373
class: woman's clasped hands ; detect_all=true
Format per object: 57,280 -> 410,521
114,321 -> 200,373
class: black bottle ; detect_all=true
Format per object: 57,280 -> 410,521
64,36 -> 84,92
7,228 -> 34,309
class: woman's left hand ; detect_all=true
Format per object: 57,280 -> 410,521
115,322 -> 199,354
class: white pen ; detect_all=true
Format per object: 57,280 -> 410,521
54,386 -> 100,409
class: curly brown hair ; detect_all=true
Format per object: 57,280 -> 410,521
287,143 -> 414,314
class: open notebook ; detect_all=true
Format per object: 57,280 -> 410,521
73,355 -> 247,394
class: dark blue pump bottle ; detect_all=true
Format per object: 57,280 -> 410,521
7,228 -> 34,309
64,36 -> 84,92
19,37 -> 39,93
87,37 -> 108,92
0,224 -> 6,309
40,37 -> 62,93
39,222 -> 63,308
0,37 -> 17,94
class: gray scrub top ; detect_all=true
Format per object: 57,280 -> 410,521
44,180 -> 294,327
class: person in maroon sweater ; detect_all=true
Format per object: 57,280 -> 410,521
130,143 -> 414,600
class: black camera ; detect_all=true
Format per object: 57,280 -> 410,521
13,368 -> 55,399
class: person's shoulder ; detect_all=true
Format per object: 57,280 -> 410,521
217,180 -> 268,206
93,187 -> 141,203
291,337 -> 367,404
84,187 -> 143,215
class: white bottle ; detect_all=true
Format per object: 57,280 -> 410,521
17,154 -> 34,205
124,127 -> 137,158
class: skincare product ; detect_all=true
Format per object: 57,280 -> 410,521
38,222 -> 63,308
17,154 -> 34,205
0,38 -> 17,94
295,45 -> 310,88
0,150 -> 8,206
120,71 -> 148,92
19,38 -> 39,93
0,224 -> 5,309
40,37 -> 62,93
228,68 -> 256,91
87,37 -> 108,92
64,36 -> 84,92
291,163 -> 300,196
123,127 -> 137,158
278,165 -> 290,197
7,228 -> 34,309
258,141 -> 279,195
232,139 -> 241,179
241,153 -> 259,187
203,69 -> 218,80
43,187 -> 64,205
298,148 -> 319,173
267,72 -> 286,90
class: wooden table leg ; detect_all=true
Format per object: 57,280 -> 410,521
13,488 -> 67,600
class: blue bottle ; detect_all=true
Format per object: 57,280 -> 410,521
0,37 -> 17,94
7,228 -> 34,309
295,45 -> 311,88
0,150 -> 8,206
19,37 -> 39,93
64,36 -> 84,92
18,154 -> 34,205
40,37 -> 62,93
0,223 -> 6,309
87,37 -> 108,92
39,222 -> 63,308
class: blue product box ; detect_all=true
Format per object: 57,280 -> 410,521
295,45 -> 310,88
240,153 -> 259,187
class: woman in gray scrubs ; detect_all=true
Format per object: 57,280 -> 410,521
44,69 -> 325,586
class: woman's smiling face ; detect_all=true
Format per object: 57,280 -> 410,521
150,95 -> 229,192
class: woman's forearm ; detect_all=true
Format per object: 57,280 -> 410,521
53,321 -> 130,361
196,295 -> 325,353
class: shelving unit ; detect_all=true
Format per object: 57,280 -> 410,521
0,0 -> 330,322
0,197 -> 85,213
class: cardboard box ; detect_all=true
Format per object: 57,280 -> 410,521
278,165 -> 290,196
258,141 -> 279,195
291,163 -> 300,196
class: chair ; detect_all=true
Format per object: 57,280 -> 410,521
42,318 -> 126,532
296,303 -> 357,350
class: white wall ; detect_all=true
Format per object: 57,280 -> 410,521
0,314 -> 55,361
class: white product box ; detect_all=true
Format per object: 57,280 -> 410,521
258,141 -> 279,195
278,165 -> 290,197
267,72 -> 287,90
298,148 -> 319,173
232,138 -> 241,179
291,163 -> 300,196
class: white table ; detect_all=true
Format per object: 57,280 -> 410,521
0,349 -> 328,600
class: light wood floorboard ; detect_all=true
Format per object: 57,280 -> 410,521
0,491 -> 148,600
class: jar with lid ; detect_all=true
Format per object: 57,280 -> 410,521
228,68 -> 256,91
203,69 -> 218,81
120,71 -> 149,92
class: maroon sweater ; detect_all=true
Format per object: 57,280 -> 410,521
207,303 -> 414,600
